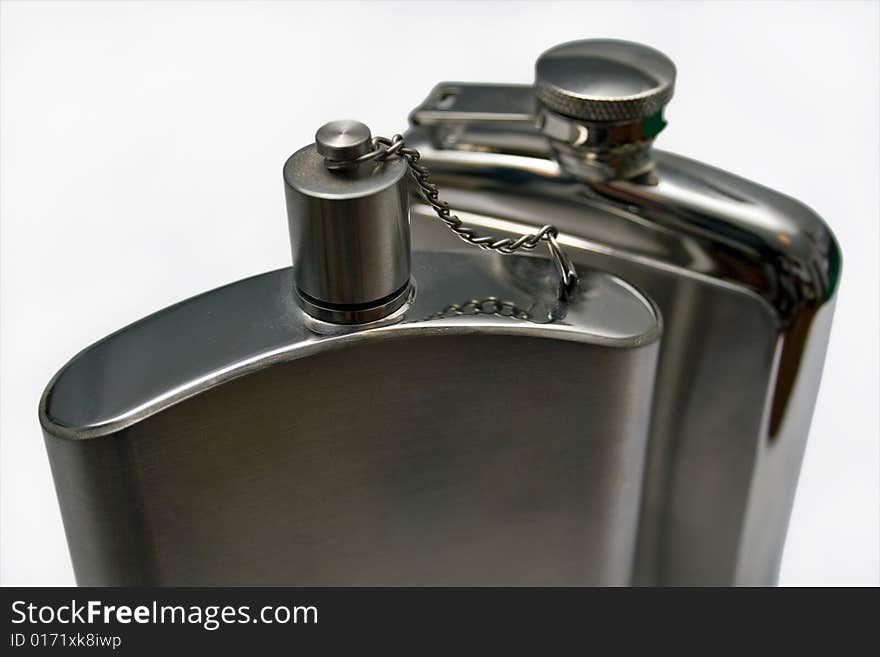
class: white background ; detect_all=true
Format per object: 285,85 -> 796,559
1,1 -> 877,586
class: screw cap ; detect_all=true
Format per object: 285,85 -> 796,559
535,39 -> 675,123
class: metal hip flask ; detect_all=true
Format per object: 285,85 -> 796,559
40,39 -> 840,586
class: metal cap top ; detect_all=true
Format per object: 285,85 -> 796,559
315,119 -> 373,162
535,39 -> 675,123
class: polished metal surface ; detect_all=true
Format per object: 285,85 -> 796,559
41,251 -> 660,585
401,129 -> 838,586
284,135 -> 411,323
402,40 -> 840,585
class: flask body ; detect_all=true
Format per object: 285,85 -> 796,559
41,252 -> 660,585
404,97 -> 840,585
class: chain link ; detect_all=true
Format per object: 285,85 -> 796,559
326,134 -> 579,301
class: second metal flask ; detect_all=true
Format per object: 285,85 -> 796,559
41,118 -> 661,585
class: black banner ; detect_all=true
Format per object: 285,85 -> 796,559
0,587 -> 873,653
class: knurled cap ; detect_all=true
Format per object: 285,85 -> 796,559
535,39 -> 676,123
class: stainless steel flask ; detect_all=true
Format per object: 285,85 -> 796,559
40,117 -> 661,586
404,39 -> 841,585
39,39 -> 839,586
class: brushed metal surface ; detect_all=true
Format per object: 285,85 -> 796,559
45,333 -> 657,586
41,250 -> 660,585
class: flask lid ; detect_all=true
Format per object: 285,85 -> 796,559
283,121 -> 412,327
534,39 -> 675,123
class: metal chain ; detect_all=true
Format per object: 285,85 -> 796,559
326,134 -> 579,301
424,297 -> 534,322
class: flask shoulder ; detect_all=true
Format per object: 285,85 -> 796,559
40,250 -> 660,442
404,125 -> 841,321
